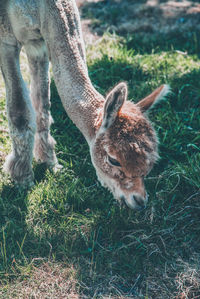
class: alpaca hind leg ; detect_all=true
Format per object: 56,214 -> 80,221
25,41 -> 61,171
0,42 -> 36,186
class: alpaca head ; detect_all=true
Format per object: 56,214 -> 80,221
90,82 -> 170,210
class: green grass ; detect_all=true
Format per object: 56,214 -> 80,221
0,27 -> 200,299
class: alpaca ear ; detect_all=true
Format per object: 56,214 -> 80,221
136,84 -> 170,112
101,82 -> 127,130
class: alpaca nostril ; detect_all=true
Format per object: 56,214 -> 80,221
133,196 -> 146,210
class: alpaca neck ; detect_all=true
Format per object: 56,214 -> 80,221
52,65 -> 104,142
41,0 -> 104,142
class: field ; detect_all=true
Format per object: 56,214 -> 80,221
0,1 -> 200,298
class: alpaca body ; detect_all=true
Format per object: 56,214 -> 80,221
0,0 -> 169,209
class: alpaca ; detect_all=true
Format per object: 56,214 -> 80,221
0,0 -> 170,210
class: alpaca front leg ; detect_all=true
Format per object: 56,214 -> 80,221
25,42 -> 61,171
4,131 -> 35,187
0,42 -> 36,186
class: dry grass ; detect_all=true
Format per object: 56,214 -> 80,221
0,261 -> 79,299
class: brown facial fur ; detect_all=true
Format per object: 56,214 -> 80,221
92,100 -> 158,206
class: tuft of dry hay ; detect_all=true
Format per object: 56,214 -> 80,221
175,256 -> 200,299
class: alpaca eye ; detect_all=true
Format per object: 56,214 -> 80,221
108,155 -> 121,167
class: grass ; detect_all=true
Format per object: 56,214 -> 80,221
0,12 -> 200,299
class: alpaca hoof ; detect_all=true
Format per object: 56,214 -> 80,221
52,163 -> 63,173
15,179 -> 35,190
13,172 -> 34,189
3,153 -> 34,188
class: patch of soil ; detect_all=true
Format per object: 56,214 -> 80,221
76,0 -> 200,44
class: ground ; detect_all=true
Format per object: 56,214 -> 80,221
77,0 -> 200,44
0,1 -> 200,298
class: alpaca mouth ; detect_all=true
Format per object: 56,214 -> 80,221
120,195 -> 147,211
133,196 -> 146,210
